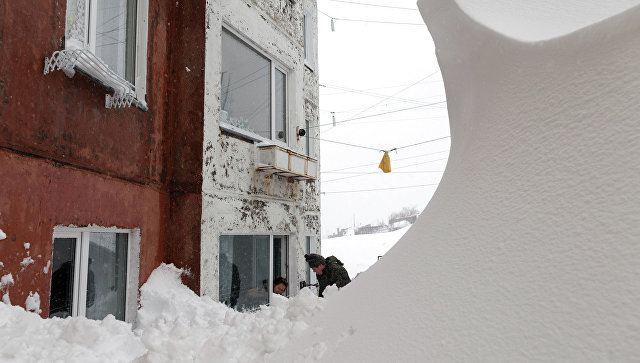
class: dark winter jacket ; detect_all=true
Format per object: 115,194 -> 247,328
317,256 -> 351,297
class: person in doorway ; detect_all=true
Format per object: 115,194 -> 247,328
304,253 -> 351,297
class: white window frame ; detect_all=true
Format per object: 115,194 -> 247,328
219,233 -> 291,305
51,226 -> 140,323
60,0 -> 149,109
306,236 -> 318,288
303,9 -> 315,71
220,26 -> 290,147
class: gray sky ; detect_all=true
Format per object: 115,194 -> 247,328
317,0 -> 451,237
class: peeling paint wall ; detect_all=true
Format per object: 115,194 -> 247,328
201,0 -> 320,299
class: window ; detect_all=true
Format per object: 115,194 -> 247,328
93,0 -> 138,83
221,28 -> 288,143
305,236 -> 311,284
303,10 -> 315,70
305,119 -> 311,156
219,235 -> 289,310
49,227 -> 139,322
52,0 -> 149,108
305,236 -> 317,288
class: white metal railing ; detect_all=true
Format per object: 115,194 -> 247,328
44,49 -> 147,110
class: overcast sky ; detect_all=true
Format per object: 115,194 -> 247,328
317,0 -> 450,237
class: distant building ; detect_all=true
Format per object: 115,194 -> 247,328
328,227 -> 354,238
355,224 -> 389,235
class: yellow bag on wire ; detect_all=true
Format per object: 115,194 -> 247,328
379,151 -> 391,173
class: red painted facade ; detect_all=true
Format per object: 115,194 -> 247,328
0,0 -> 206,316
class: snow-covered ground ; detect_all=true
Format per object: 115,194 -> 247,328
0,263 -> 330,362
321,227 -> 409,278
0,230 -> 405,362
0,227 -> 408,362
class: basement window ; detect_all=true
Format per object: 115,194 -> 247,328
220,27 -> 289,145
44,0 -> 149,110
48,226 -> 140,322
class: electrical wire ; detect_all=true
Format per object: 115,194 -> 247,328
318,9 -> 425,26
322,157 -> 449,182
322,149 -> 449,173
323,170 -> 444,174
389,136 -> 450,152
344,71 -> 439,121
319,80 -> 442,96
322,183 -> 439,194
324,0 -> 419,11
310,101 -> 447,128
309,134 -> 449,153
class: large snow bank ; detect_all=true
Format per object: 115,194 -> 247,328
0,264 -> 326,362
454,0 -> 640,41
269,0 -> 640,361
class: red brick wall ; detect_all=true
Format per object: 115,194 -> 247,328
0,0 -> 207,313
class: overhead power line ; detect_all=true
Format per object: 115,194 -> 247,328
318,9 -> 425,26
323,170 -> 444,174
320,80 -> 443,96
322,149 -> 449,173
309,135 -> 450,153
322,183 -> 439,194
310,101 -> 447,128
325,0 -> 419,11
344,71 -> 439,122
322,157 -> 449,183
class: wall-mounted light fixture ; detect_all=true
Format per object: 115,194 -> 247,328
296,126 -> 306,141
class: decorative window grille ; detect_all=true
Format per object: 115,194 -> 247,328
44,0 -> 148,110
44,49 -> 141,109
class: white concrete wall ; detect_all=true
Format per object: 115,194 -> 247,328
201,0 -> 320,299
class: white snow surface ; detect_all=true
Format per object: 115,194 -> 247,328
269,1 -> 640,361
0,263 -> 326,362
0,229 -> 6,240
24,292 -> 41,314
321,227 -> 408,278
454,0 -> 640,41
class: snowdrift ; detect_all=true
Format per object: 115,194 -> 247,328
270,0 -> 640,361
0,264 -> 326,362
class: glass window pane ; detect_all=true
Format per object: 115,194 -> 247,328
273,236 -> 288,296
303,15 -> 307,59
305,236 -> 311,284
219,235 -> 269,310
95,0 -> 136,82
85,232 -> 128,321
275,69 -> 287,143
273,236 -> 288,281
221,29 -> 271,139
305,119 -> 310,156
49,238 -> 77,318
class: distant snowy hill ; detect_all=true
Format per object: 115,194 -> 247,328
322,227 -> 409,278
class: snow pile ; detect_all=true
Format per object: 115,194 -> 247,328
0,264 -> 326,362
322,226 -> 409,277
0,228 -> 6,240
135,263 -> 324,362
268,0 -> 640,361
0,303 -> 145,362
